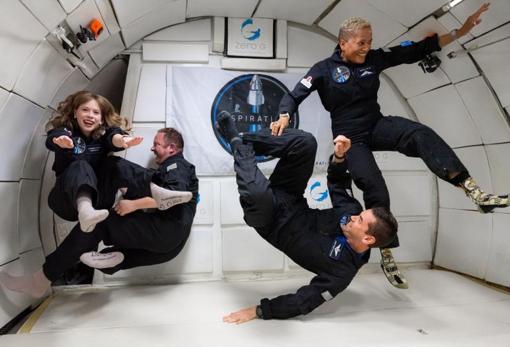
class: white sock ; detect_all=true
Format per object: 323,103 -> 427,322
80,251 -> 124,269
77,193 -> 109,232
150,183 -> 192,210
0,269 -> 51,298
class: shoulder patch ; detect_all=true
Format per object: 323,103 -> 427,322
300,76 -> 313,89
400,40 -> 413,47
167,163 -> 178,171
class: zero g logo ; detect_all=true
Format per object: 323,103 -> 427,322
211,74 -> 299,161
310,181 -> 329,202
241,19 -> 261,41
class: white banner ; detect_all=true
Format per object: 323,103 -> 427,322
167,66 -> 333,176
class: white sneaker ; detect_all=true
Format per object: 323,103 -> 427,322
150,183 -> 193,210
80,251 -> 124,269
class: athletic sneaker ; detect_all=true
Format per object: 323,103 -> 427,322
80,251 -> 124,269
380,248 -> 408,289
461,177 -> 509,213
150,183 -> 193,210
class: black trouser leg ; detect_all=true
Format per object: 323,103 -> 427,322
345,143 -> 399,248
98,243 -> 186,275
370,116 -> 468,184
42,224 -> 105,282
235,129 -> 317,227
48,160 -> 99,221
98,156 -> 153,203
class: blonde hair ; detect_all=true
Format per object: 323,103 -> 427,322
46,91 -> 130,139
338,17 -> 371,42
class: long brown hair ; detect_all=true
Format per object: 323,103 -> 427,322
46,91 -> 130,139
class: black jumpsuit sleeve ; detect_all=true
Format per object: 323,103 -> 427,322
103,126 -> 128,152
326,157 -> 363,213
373,34 -> 442,72
153,161 -> 194,193
259,268 -> 357,319
278,63 -> 323,115
46,128 -> 73,152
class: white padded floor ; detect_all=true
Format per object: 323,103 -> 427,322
1,269 -> 510,346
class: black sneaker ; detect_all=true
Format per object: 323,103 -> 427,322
216,111 -> 241,144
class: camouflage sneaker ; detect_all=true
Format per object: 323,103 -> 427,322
462,177 -> 509,213
380,248 -> 408,289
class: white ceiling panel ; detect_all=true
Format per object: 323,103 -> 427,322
378,74 -> 414,120
133,64 -> 166,123
485,144 -> 510,195
77,54 -> 100,79
438,146 -> 493,210
368,0 -> 448,27
95,0 -> 120,34
0,0 -> 47,90
470,37 -> 510,108
287,25 -> 336,68
435,209 -> 492,278
408,85 -> 482,148
18,180 -> 42,253
193,180 -> 214,225
319,0 -> 407,48
66,0 -> 111,53
385,173 -> 433,216
437,12 -> 474,45
88,32 -> 126,68
21,0 -> 67,31
465,22 -> 510,51
186,0 -> 258,18
142,42 -> 209,63
0,94 -> 46,181
50,68 -> 89,109
450,0 -> 510,38
255,0 -> 335,25
58,0 -> 83,13
455,77 -> 510,144
145,19 -> 211,42
220,180 -> 244,225
0,88 -> 8,112
13,40 -> 74,107
22,110 -> 50,180
120,0 -> 186,48
390,220 -> 434,263
111,0 -> 171,28
485,213 -> 510,286
0,182 -> 20,264
383,19 -> 451,98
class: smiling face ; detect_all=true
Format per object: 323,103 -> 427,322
151,132 -> 177,165
74,99 -> 102,137
340,209 -> 377,247
339,27 -> 373,64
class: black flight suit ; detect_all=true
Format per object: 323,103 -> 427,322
43,154 -> 199,281
46,126 -> 126,221
234,128 -> 369,320
279,35 -> 468,248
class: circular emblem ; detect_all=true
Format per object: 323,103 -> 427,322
332,66 -> 351,83
72,137 -> 86,155
211,74 -> 299,161
310,181 -> 329,202
241,18 -> 261,41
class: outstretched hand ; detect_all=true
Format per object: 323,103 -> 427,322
459,3 -> 490,36
333,135 -> 351,158
53,135 -> 74,149
223,306 -> 257,325
122,135 -> 143,149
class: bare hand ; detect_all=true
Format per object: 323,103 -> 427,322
270,114 -> 290,136
114,199 -> 137,216
122,136 -> 143,149
333,135 -> 351,157
459,3 -> 490,35
53,135 -> 74,149
222,306 -> 257,325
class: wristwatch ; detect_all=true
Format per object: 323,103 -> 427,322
450,29 -> 458,40
280,113 -> 290,119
